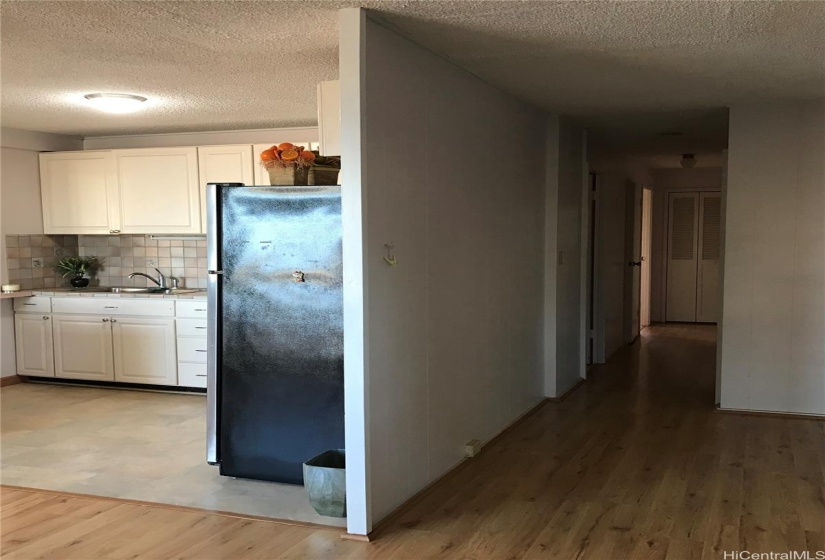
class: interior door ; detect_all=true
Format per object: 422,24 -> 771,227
666,192 -> 699,322
697,192 -> 722,322
625,181 -> 643,342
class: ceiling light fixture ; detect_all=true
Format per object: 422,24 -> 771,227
680,153 -> 697,168
84,93 -> 148,113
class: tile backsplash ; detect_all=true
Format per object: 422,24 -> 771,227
5,235 -> 79,289
78,235 -> 207,289
4,234 -> 207,290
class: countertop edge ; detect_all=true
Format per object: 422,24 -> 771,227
25,290 -> 207,301
0,291 -> 35,300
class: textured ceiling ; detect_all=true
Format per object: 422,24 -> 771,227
1,1 -> 823,138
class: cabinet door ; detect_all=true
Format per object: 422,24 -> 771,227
39,151 -> 120,234
53,315 -> 114,381
112,317 -> 177,386
14,314 -> 54,377
197,145 -> 254,232
115,148 -> 201,234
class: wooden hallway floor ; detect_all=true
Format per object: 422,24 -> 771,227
2,325 -> 824,559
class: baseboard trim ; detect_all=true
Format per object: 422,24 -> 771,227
0,375 -> 22,387
716,407 -> 825,421
548,378 -> 586,402
367,397 -> 550,540
340,533 -> 372,542
0,485 -> 344,532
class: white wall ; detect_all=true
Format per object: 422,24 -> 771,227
720,102 -> 825,416
82,127 -> 318,150
649,167 -> 722,322
551,119 -> 586,394
0,128 -> 83,378
598,175 -> 629,360
343,11 -> 549,532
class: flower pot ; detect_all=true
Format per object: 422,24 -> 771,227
303,449 -> 346,517
70,277 -> 89,288
267,165 -> 308,186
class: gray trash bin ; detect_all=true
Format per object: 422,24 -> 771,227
303,449 -> 346,517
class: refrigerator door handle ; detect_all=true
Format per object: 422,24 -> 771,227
206,183 -> 222,465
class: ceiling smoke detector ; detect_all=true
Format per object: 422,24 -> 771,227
680,153 -> 697,168
84,93 -> 148,113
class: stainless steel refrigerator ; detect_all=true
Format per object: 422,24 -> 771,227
206,183 -> 344,485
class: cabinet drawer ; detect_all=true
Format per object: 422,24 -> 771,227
52,298 -> 174,317
14,297 -> 52,313
178,362 -> 207,388
177,318 -> 208,337
177,337 -> 208,363
176,300 -> 208,318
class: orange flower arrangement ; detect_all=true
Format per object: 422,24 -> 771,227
260,142 -> 317,169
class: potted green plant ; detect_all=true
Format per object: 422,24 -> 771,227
56,256 -> 100,288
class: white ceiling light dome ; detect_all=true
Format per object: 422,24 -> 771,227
84,93 -> 148,114
680,153 -> 697,168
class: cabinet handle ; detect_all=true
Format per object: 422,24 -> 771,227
194,309 -> 206,312
43,316 -> 49,320
111,319 -> 117,323
102,318 -> 110,322
195,349 -> 207,353
104,306 -> 118,309
109,229 -> 121,234
194,327 -> 207,329
22,303 -> 36,306
195,374 -> 207,377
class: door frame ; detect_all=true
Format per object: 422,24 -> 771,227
640,188 -> 653,328
624,181 -> 643,344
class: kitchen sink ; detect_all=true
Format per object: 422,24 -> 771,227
70,287 -> 201,295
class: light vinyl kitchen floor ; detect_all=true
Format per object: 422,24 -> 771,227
0,383 -> 346,528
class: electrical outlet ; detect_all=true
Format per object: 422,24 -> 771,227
32,258 -> 44,268
146,258 -> 157,267
54,247 -> 65,257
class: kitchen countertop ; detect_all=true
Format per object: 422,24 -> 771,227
0,291 -> 35,300
26,288 -> 207,300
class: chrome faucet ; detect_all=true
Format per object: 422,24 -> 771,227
128,267 -> 170,288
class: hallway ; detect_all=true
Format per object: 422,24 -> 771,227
2,325 -> 823,559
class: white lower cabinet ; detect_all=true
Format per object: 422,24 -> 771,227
175,301 -> 207,388
14,296 -> 206,389
112,317 -> 177,386
14,314 -> 54,377
53,314 -> 115,381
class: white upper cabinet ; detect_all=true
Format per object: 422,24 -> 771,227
197,145 -> 254,232
40,151 -> 120,234
115,148 -> 201,234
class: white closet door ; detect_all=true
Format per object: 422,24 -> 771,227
666,193 -> 699,322
697,192 -> 722,322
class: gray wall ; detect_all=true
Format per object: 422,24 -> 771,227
720,102 -> 824,415
358,16 -> 549,526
